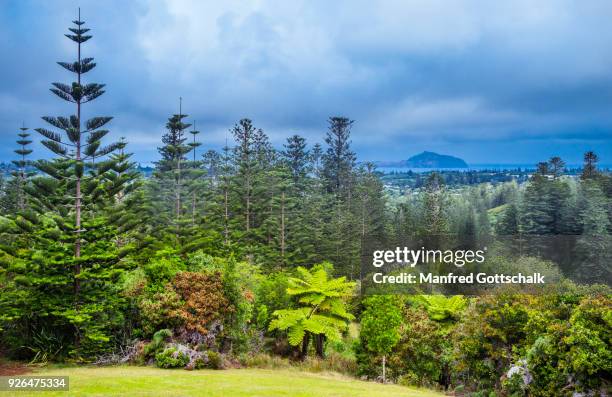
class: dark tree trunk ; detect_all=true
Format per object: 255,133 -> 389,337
300,333 -> 310,359
314,334 -> 326,358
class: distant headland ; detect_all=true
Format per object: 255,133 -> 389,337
375,151 -> 469,168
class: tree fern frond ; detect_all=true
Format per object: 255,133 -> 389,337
302,318 -> 325,335
287,324 -> 306,346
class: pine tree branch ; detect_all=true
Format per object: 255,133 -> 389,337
35,127 -> 63,143
85,117 -> 112,131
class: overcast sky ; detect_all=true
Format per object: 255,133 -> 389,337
1,0 -> 611,165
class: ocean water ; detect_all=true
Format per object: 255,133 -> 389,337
378,164 -> 534,173
377,163 -> 612,174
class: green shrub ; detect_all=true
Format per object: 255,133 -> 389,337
354,336 -> 378,379
501,361 -> 530,397
186,252 -> 260,353
144,329 -> 172,359
206,351 -> 223,369
138,290 -> 183,336
155,347 -> 190,368
397,372 -> 420,387
193,356 -> 208,369
143,252 -> 184,293
255,271 -> 291,330
390,306 -> 448,386
452,293 -> 531,391
359,295 -> 403,382
522,295 -> 612,396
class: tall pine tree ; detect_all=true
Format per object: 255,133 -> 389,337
152,99 -> 193,247
581,151 -> 599,180
320,117 -> 358,276
12,124 -> 34,211
322,117 -> 356,197
2,10 -> 137,359
574,181 -> 611,284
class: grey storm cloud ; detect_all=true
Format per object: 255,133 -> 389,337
0,0 -> 611,165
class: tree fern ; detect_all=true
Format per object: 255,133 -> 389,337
269,264 -> 355,358
411,295 -> 467,322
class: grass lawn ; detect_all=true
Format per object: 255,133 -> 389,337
1,366 -> 445,397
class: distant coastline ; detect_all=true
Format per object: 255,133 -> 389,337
375,163 -> 612,174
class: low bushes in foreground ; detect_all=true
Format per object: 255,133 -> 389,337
355,289 -> 611,397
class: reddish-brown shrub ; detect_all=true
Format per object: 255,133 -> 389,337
169,271 -> 233,336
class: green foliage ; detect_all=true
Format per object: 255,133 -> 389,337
322,117 -> 355,196
0,12 -> 141,361
123,252 -> 261,354
187,252 -> 260,352
255,271 -> 291,329
206,351 -> 223,369
360,295 -> 403,357
138,290 -> 183,336
495,203 -> 519,235
143,251 -> 185,292
150,110 -> 209,252
421,173 -> 450,240
355,287 -> 610,393
155,347 -> 190,368
574,181 -> 611,284
358,295 -> 403,382
269,265 -> 355,358
393,306 -> 451,387
0,215 -> 132,360
23,327 -> 69,364
448,290 -> 612,395
221,259 -> 254,352
410,295 -> 467,322
453,293 -> 532,391
522,295 -> 612,395
144,329 -> 172,358
271,307 -> 350,346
